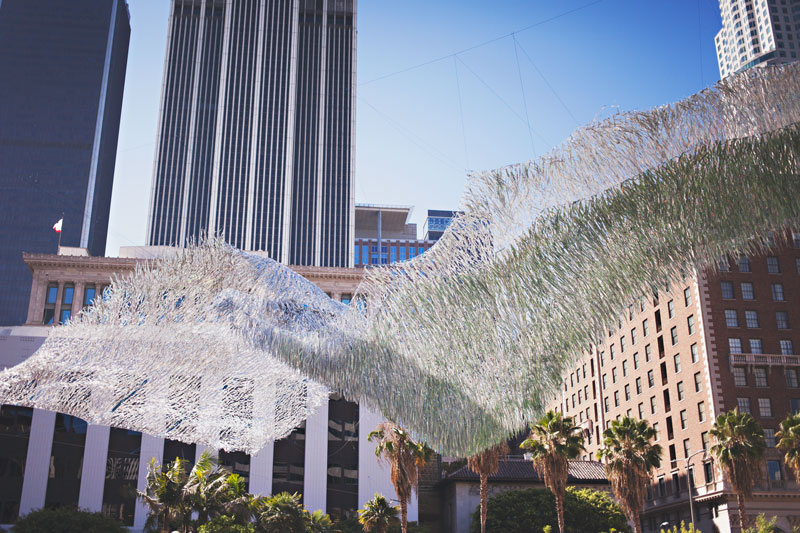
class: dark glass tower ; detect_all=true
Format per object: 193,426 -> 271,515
0,0 -> 130,326
148,0 -> 356,267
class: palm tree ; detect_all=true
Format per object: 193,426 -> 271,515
358,493 -> 400,533
183,450 -> 227,525
596,417 -> 662,533
368,422 -> 434,533
777,412 -> 800,483
467,441 -> 511,533
710,409 -> 766,532
215,473 -> 253,524
253,492 -> 309,533
137,456 -> 191,532
307,509 -> 334,533
521,411 -> 585,533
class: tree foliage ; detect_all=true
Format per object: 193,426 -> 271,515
11,506 -> 127,533
470,487 -> 630,533
777,412 -> 800,483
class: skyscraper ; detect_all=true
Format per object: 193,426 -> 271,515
148,0 -> 356,267
714,0 -> 799,79
0,0 -> 130,326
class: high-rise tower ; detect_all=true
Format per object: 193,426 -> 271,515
0,0 -> 130,326
715,0 -> 799,79
147,0 -> 356,267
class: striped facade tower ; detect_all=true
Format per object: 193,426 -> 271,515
147,0 -> 356,267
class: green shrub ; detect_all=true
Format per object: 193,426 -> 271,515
661,521 -> 700,533
471,487 -> 631,533
12,507 -> 127,533
198,514 -> 256,533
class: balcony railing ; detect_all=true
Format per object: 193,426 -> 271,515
729,353 -> 800,367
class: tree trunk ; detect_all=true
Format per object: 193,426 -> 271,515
737,492 -> 748,532
480,473 -> 489,533
401,497 -> 408,533
631,509 -> 642,533
555,491 -> 566,533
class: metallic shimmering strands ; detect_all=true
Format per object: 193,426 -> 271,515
2,64 -> 800,456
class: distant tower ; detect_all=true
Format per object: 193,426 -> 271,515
0,0 -> 130,326
148,0 -> 357,267
714,0 -> 799,78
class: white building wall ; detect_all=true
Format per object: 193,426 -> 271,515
18,409 -> 56,515
304,400 -> 329,512
78,424 -> 111,512
133,434 -> 164,530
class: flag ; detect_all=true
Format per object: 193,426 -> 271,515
53,219 -> 63,233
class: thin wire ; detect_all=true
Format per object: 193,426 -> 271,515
358,96 -> 465,172
453,57 -> 470,170
455,55 -> 551,147
512,34 -> 536,158
513,37 -> 580,126
358,0 -> 605,86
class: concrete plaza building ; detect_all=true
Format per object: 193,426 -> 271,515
0,0 -> 130,326
715,0 -> 800,78
147,0 -> 357,268
548,230 -> 800,532
0,247 -> 413,529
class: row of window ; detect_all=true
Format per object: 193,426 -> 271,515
732,366 -> 800,388
353,244 -> 428,265
719,253 -> 799,274
721,279 -> 789,300
725,308 -> 790,329
728,337 -> 794,355
42,283 -> 105,325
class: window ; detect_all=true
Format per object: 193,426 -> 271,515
653,423 -> 660,441
745,310 -> 759,328
612,367 -> 618,383
750,339 -> 763,354
638,403 -> 644,419
614,391 -> 620,407
680,409 -> 688,429
668,300 -> 675,319
620,336 -> 626,353
793,231 -> 800,248
610,344 -> 616,360
764,429 -> 776,447
43,283 -> 58,324
772,283 -> 785,301
734,367 -> 748,386
622,360 -> 629,377
792,399 -> 800,414
645,344 -> 652,362
718,258 -> 731,272
698,401 -> 706,422
701,431 -> 710,451
648,370 -> 655,387
600,351 -> 606,366
768,460 -> 782,482
694,372 -> 702,392
729,338 -> 743,353
631,328 -> 637,345
742,282 -> 755,300
777,311 -> 790,330
650,396 -> 657,414
602,374 -> 607,388
636,377 -> 642,394
721,281 -> 735,299
738,397 -> 751,413
683,438 -> 691,458
796,258 -> 800,275
787,368 -> 799,388
767,256 -> 780,274
677,381 -> 685,401
754,368 -> 768,387
725,309 -> 739,327
643,319 -> 650,337
687,315 -> 696,335
780,340 -> 794,355
633,352 -> 640,369
83,285 -> 96,307
758,398 -> 772,417
684,287 -> 692,307
625,384 -> 631,401
673,354 -> 682,373
671,326 -> 678,346
578,390 -> 583,403
691,343 -> 699,363
738,256 -> 751,272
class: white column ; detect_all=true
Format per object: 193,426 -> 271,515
249,441 -> 274,497
303,401 -> 329,512
78,424 -> 111,512
357,405 -> 418,522
195,445 -> 217,463
19,409 -> 56,516
133,434 -> 164,530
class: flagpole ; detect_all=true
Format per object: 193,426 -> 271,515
57,212 -> 63,251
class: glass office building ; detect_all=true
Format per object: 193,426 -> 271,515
148,0 -> 357,268
0,0 -> 130,326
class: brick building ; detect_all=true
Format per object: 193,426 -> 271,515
548,230 -> 800,532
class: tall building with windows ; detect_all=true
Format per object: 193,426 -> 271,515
0,0 -> 130,326
715,0 -> 800,79
147,0 -> 356,268
548,229 -> 800,532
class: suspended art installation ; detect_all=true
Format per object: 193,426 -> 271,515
1,64 -> 799,456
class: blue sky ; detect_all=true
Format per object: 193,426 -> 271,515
106,0 -> 723,255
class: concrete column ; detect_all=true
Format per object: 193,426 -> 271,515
19,409 -> 56,515
78,424 -> 111,512
195,445 -> 217,464
72,282 -> 85,316
133,434 -> 164,530
357,405 -> 417,521
303,400 -> 329,512
53,281 -> 64,324
249,441 -> 274,497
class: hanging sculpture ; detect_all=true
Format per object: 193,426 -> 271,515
1,64 -> 799,456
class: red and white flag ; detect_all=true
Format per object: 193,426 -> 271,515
53,218 -> 63,233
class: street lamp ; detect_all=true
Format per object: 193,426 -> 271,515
685,449 -> 708,528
